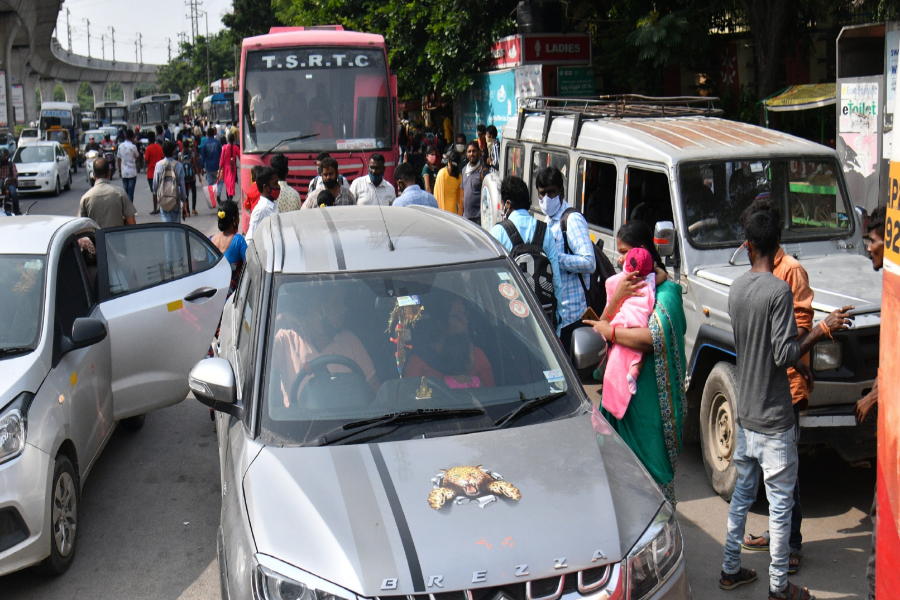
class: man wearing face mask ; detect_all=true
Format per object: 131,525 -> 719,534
350,153 -> 395,206
303,157 -> 356,208
308,152 -> 347,194
444,134 -> 467,163
247,166 -> 280,241
485,125 -> 500,171
461,142 -> 491,226
536,166 -> 596,348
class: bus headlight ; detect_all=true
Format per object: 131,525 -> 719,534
627,503 -> 682,599
813,341 -> 842,372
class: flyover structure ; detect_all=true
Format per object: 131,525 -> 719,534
0,0 -> 159,132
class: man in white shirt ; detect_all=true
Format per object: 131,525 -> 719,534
247,166 -> 280,240
116,129 -> 140,204
350,153 -> 395,206
250,78 -> 272,126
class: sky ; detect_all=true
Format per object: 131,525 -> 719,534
55,0 -> 232,66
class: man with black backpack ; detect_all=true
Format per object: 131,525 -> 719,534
153,141 -> 186,223
490,176 -> 561,327
536,166 -> 600,353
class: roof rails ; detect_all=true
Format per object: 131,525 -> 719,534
514,95 -> 724,148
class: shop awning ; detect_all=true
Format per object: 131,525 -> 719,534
763,84 -> 836,112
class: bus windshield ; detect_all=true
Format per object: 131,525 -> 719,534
99,107 -> 127,122
40,111 -> 73,129
242,47 -> 391,154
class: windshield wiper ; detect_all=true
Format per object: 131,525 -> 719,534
261,133 -> 320,158
0,347 -> 33,358
493,391 -> 567,429
306,407 -> 486,447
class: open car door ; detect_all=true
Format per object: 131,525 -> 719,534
95,223 -> 231,420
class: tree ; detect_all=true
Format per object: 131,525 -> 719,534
78,82 -> 95,111
222,0 -> 283,43
156,31 -> 237,98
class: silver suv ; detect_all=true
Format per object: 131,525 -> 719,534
189,207 -> 689,600
496,96 -> 881,500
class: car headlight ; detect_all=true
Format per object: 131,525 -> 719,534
813,341 -> 842,371
253,554 -> 356,600
627,503 -> 683,599
38,169 -> 52,178
0,392 -> 34,465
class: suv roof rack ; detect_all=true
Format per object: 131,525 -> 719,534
514,95 -> 723,147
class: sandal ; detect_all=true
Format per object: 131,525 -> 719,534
742,531 -> 770,552
769,581 -> 815,600
719,567 -> 757,590
788,551 -> 803,575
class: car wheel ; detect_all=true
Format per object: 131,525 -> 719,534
64,170 -> 72,191
53,177 -> 61,197
700,362 -> 739,502
121,413 -> 145,431
35,455 -> 79,576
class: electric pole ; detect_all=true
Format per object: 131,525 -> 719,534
135,39 -> 138,63
167,37 -> 172,62
83,18 -> 91,58
109,27 -> 115,62
101,34 -> 106,60
186,0 -> 202,46
66,8 -> 72,53
200,10 -> 210,92
138,33 -> 143,64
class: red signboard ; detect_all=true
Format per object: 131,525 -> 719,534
489,34 -> 591,69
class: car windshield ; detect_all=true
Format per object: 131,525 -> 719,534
242,47 -> 391,153
21,130 -> 37,139
0,256 -> 45,354
46,131 -> 68,144
259,260 -> 578,446
14,147 -> 54,163
681,158 -> 853,246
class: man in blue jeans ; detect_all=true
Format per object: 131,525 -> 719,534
721,207 -> 851,600
199,127 -> 222,203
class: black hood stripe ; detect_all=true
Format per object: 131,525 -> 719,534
320,209 -> 347,270
370,444 -> 426,592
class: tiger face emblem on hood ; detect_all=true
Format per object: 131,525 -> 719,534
428,465 -> 521,510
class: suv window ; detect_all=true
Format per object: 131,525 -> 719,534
531,150 -> 569,209
236,261 -> 260,399
55,244 -> 91,356
625,167 -> 673,231
577,158 -> 617,230
505,145 -> 525,179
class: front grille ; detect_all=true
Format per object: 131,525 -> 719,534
0,507 -> 30,553
375,565 -> 621,600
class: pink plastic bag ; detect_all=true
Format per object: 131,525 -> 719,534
206,184 -> 216,209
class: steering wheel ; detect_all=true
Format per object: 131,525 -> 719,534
288,354 -> 365,407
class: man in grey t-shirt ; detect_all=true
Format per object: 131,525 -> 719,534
720,208 -> 850,600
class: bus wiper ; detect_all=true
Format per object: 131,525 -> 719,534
493,391 -> 567,429
306,407 -> 486,447
261,133 -> 320,158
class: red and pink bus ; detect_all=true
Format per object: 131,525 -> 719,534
238,25 -> 398,224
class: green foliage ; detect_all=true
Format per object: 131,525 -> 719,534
106,82 -> 125,102
272,0 -> 517,98
719,84 -> 759,123
223,0 -> 283,43
156,31 -> 237,98
78,82 -> 94,111
627,10 -> 691,68
53,84 -> 65,102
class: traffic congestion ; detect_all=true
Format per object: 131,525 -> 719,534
0,7 -> 895,600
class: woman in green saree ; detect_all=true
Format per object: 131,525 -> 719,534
587,221 -> 687,505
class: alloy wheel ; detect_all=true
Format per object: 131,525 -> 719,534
51,471 -> 77,557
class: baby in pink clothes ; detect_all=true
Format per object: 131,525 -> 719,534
601,247 -> 657,419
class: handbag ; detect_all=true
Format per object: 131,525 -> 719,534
206,184 -> 217,209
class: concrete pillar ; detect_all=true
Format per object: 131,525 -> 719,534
61,81 -> 80,104
38,78 -> 56,108
24,71 -> 39,125
0,15 -> 18,133
93,81 -> 108,105
121,81 -> 135,105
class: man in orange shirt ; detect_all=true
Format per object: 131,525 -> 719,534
740,197 -> 848,575
144,132 -> 165,215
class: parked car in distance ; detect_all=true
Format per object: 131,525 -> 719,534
0,217 -> 230,577
17,129 -> 39,147
0,132 -> 16,154
191,207 -> 687,600
13,142 -> 72,196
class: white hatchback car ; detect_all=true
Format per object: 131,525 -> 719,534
13,142 -> 71,196
0,216 -> 229,576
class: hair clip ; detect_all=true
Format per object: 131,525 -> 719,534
217,210 -> 226,219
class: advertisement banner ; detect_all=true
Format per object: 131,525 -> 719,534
0,71 -> 7,129
515,65 -> 543,103
490,36 -> 522,70
840,82 -> 878,133
459,69 -> 516,143
11,84 -> 24,125
888,30 -> 900,114
558,67 -> 596,97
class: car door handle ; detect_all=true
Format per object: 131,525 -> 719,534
184,288 -> 217,302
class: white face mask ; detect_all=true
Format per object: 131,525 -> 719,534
540,194 -> 561,217
455,143 -> 466,153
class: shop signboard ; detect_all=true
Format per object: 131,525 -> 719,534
11,84 -> 24,125
558,67 -> 595,97
489,33 -> 591,69
459,69 -> 516,142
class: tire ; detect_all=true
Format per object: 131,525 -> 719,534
700,362 -> 739,502
53,177 -> 61,197
121,413 -> 145,431
35,455 -> 79,576
64,171 -> 71,191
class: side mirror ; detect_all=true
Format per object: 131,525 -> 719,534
654,221 -> 677,257
61,317 -> 107,354
189,358 -> 242,418
571,327 -> 608,371
855,205 -> 868,231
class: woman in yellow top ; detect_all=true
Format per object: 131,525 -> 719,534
434,151 -> 463,215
